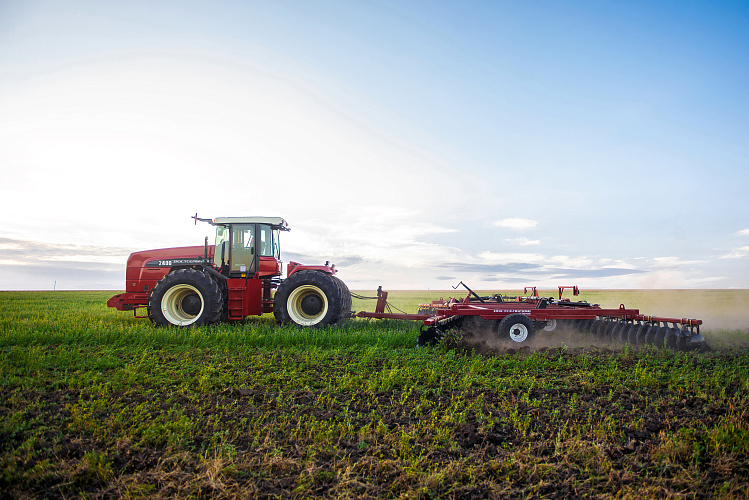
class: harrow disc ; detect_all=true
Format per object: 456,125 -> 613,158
625,323 -> 639,345
653,326 -> 669,348
603,321 -> 617,342
416,326 -> 444,347
687,332 -> 707,351
618,322 -> 631,344
608,321 -> 621,342
664,328 -> 680,350
594,320 -> 607,339
644,325 -> 658,345
634,323 -> 648,345
612,321 -> 629,344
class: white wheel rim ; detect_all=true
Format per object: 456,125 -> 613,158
287,285 -> 329,326
509,323 -> 529,342
162,284 -> 203,326
543,319 -> 557,332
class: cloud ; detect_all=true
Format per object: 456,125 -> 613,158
282,251 -> 368,268
492,218 -> 538,230
442,262 -> 643,279
505,237 -> 540,246
0,237 -> 130,265
735,229 -> 749,237
441,262 -> 541,274
544,268 -> 646,279
477,251 -> 546,264
0,237 -> 133,290
0,262 -> 123,291
721,246 -> 749,259
651,256 -> 707,267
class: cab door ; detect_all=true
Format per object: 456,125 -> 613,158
228,224 -> 257,277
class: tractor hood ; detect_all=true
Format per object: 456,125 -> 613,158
126,245 -> 214,269
125,246 -> 215,293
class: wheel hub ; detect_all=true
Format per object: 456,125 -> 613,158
301,294 -> 323,315
161,283 -> 204,326
509,324 -> 529,342
181,293 -> 202,316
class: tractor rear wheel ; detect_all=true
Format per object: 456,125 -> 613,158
149,269 -> 223,327
331,275 -> 352,321
496,314 -> 535,344
274,270 -> 345,327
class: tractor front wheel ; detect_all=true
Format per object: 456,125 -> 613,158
274,270 -> 345,327
495,314 -> 536,344
149,269 -> 223,327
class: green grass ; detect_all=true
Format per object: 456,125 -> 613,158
1,289 -> 748,498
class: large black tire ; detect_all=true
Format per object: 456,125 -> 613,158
149,269 -> 223,327
273,270 -> 345,327
210,275 -> 230,323
496,314 -> 535,344
331,275 -> 352,321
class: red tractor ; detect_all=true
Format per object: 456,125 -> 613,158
107,215 -> 351,328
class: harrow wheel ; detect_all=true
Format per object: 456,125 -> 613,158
149,269 -> 223,327
496,314 -> 535,344
543,319 -> 558,332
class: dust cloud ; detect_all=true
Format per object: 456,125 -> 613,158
456,318 -> 749,355
458,322 -> 623,356
589,289 -> 749,332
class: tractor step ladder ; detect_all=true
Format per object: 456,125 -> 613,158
227,286 -> 245,320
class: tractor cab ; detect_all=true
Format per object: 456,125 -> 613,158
211,217 -> 288,278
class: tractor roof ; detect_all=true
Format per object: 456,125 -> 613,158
213,217 -> 289,229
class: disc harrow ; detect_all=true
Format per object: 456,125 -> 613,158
356,283 -> 706,350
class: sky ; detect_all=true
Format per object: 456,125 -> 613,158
1,0 -> 748,291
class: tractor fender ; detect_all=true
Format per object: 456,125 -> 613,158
286,261 -> 336,277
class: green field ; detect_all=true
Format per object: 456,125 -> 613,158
1,289 -> 748,498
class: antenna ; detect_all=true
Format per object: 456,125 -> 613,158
192,213 -> 214,225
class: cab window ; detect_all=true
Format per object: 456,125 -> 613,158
230,224 -> 256,273
214,226 -> 230,268
259,225 -> 277,257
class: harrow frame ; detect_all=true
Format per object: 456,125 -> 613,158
355,285 -> 704,349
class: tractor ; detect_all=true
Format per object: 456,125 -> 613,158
107,215 -> 351,327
